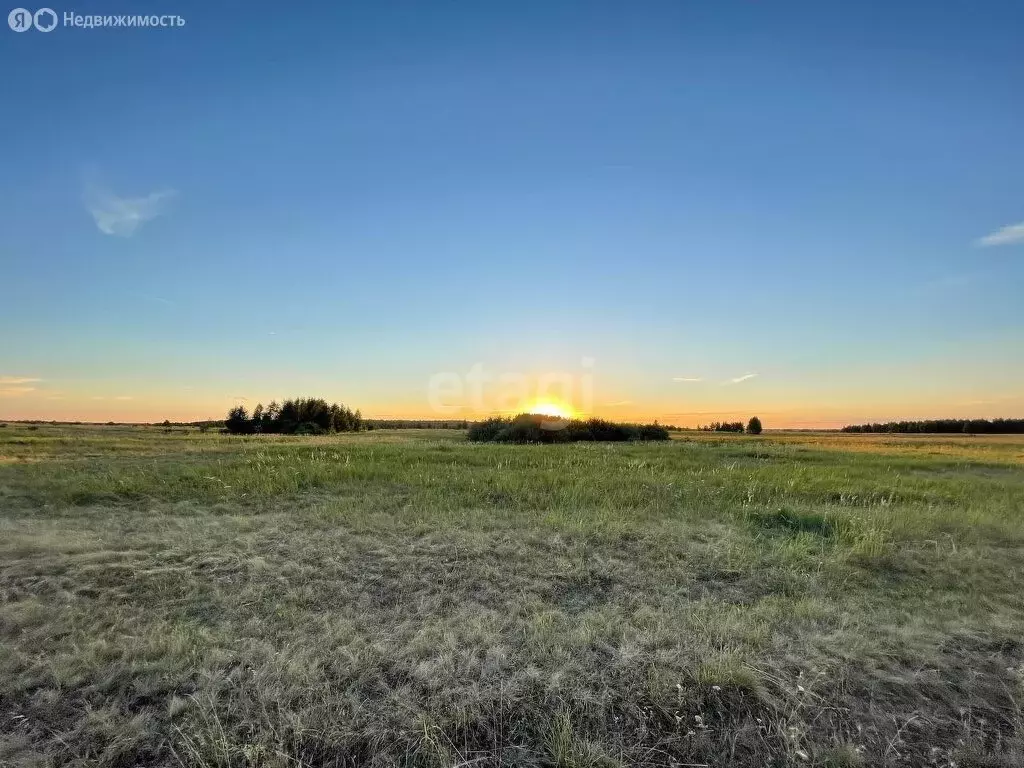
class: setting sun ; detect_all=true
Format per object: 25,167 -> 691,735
523,400 -> 577,420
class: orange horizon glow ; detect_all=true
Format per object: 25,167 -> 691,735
3,375 -> 1024,431
3,397 -> 1023,431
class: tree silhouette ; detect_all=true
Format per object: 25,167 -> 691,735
223,398 -> 363,435
225,405 -> 252,435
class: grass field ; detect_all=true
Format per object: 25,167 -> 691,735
1,423 -> 1023,767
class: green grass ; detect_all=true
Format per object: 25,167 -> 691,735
1,423 -> 1023,766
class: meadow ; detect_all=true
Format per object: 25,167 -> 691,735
1,423 -> 1022,767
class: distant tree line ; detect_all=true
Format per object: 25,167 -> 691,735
841,418 -> 1024,434
699,421 -> 745,433
365,419 -> 470,430
224,398 -> 362,435
698,417 -> 763,435
468,414 -> 670,444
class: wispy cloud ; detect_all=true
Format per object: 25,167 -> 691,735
603,400 -> 633,407
976,222 -> 1024,247
84,181 -> 176,237
726,373 -> 758,384
958,393 -> 1023,407
135,294 -> 176,307
0,376 -> 40,397
672,377 -> 703,383
0,387 -> 35,397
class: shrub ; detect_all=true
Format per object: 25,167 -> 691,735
468,414 -> 670,444
467,417 -> 511,443
582,418 -> 632,442
746,416 -> 763,435
635,422 -> 670,441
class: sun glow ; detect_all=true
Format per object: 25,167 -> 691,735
523,400 -> 577,420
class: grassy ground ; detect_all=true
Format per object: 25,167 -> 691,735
1,423 -> 1023,767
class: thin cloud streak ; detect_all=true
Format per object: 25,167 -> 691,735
136,294 -> 177,307
0,387 -> 36,397
726,373 -> 759,384
0,376 -> 41,385
672,377 -> 703,383
976,222 -> 1024,247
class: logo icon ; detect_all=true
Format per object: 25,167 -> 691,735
8,7 -> 32,30
8,7 -> 57,31
33,7 -> 55,30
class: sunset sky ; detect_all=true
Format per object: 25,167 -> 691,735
2,1 -> 1023,428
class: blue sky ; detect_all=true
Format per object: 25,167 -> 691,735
1,0 -> 1023,426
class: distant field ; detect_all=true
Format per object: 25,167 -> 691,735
1,424 -> 1023,767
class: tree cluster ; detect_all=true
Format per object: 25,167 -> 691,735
698,421 -> 744,433
841,418 -> 1024,434
698,417 -> 763,434
468,414 -> 670,444
224,398 -> 362,435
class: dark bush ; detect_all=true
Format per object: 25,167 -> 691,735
294,422 -> 328,436
583,418 -> 632,441
636,422 -> 671,441
746,416 -> 763,435
467,417 -> 508,442
468,414 -> 670,444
